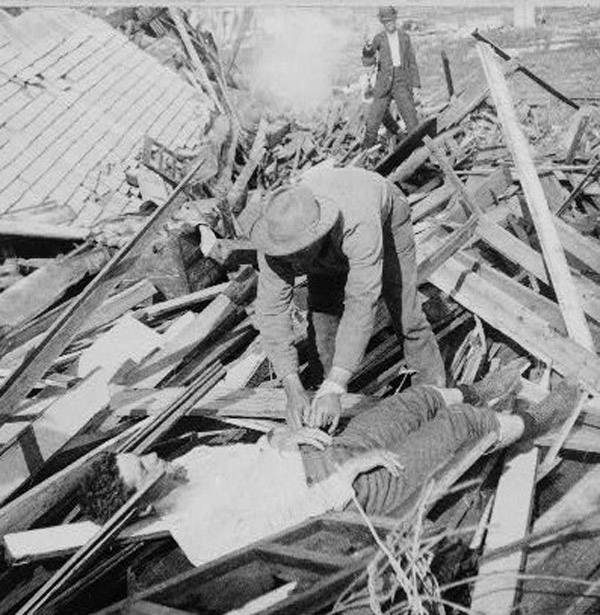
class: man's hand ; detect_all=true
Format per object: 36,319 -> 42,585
283,374 -> 311,430
268,426 -> 333,452
307,393 -> 342,434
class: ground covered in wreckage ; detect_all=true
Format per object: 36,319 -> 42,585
1,4 -> 600,615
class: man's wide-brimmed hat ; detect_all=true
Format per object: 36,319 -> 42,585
249,184 -> 339,256
378,5 -> 397,22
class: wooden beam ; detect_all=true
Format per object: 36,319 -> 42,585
441,50 -> 454,98
168,7 -> 223,113
471,448 -> 538,615
0,420 -> 148,537
0,316 -> 160,505
0,248 -> 108,330
0,220 -> 89,241
478,42 -> 594,351
15,471 -> 165,614
472,30 -> 579,110
135,282 -> 230,320
426,248 -> 600,394
0,152 -> 218,419
477,215 -> 600,327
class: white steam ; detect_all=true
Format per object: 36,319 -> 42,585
247,8 -> 356,115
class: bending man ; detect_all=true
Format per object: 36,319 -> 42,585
247,166 -> 445,430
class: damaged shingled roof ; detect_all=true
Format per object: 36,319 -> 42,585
0,8 -> 210,230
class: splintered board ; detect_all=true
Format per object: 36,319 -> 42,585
190,387 -> 380,421
93,514 -> 390,615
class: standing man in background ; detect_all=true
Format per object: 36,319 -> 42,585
362,6 -> 421,148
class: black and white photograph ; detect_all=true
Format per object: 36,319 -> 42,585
0,1 -> 600,613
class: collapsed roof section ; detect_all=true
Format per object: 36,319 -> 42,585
0,8 -> 212,229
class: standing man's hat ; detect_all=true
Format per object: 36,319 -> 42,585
378,6 -> 397,22
249,184 -> 339,256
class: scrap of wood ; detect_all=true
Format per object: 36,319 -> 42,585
135,282 -> 230,320
0,419 -> 148,537
502,195 -> 600,276
191,386 -> 379,420
417,215 -> 477,284
478,42 -> 594,352
538,391 -> 588,478
441,50 -> 454,98
168,7 -> 222,113
126,268 -> 255,388
0,280 -> 157,372
0,248 -> 109,330
0,153 -> 219,419
472,30 -> 579,110
15,470 -> 165,614
412,183 -> 455,222
0,316 -> 160,505
425,246 -> 600,394
477,215 -> 600,328
562,107 -> 592,164
4,516 -> 169,563
0,220 -> 88,241
227,117 -> 268,214
471,447 -> 538,615
556,158 -> 600,216
0,370 -> 110,505
387,128 -> 460,184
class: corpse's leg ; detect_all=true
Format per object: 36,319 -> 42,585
353,402 -> 500,515
363,94 -> 392,148
306,272 -> 347,384
392,72 -> 419,132
382,185 -> 446,386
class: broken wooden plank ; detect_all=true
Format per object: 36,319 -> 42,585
386,128 -> 460,184
417,215 -> 477,283
411,183 -> 455,222
0,280 -> 157,372
0,419 -> 149,537
538,391 -> 588,478
471,447 -> 538,615
0,153 -> 219,419
472,30 -> 579,110
562,107 -> 592,163
426,248 -> 600,393
0,220 -> 89,241
441,50 -> 454,98
4,516 -> 169,563
477,215 -> 600,326
168,7 -> 222,113
478,42 -> 594,352
0,315 -> 160,505
126,268 -> 255,388
0,248 -> 109,330
15,470 -> 165,615
135,282 -> 230,320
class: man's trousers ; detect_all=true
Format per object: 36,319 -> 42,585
363,67 -> 419,148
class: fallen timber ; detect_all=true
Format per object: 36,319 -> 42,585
1,8 -> 600,615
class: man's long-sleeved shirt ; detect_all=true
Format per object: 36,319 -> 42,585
256,168 -> 402,379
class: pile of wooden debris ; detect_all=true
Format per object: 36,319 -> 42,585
1,7 -> 600,615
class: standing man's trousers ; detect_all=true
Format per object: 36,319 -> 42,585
364,67 -> 419,148
306,185 -> 445,388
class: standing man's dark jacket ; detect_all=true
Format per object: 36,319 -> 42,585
362,28 -> 421,96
